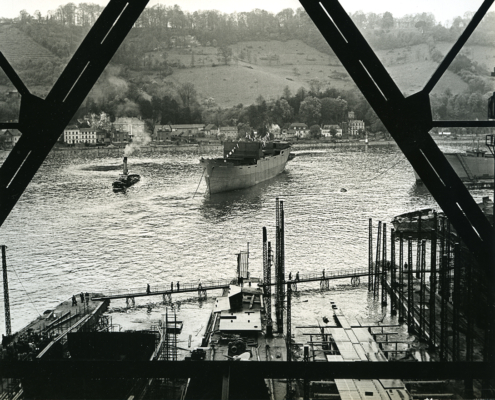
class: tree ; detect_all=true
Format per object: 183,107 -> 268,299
299,96 -> 321,126
320,97 -> 347,124
381,12 -> 394,30
309,124 -> 321,139
177,82 -> 197,108
309,78 -> 325,95
282,86 -> 292,99
217,45 -> 233,65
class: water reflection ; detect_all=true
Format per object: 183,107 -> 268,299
199,171 -> 291,221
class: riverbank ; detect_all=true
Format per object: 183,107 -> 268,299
0,137 -> 478,159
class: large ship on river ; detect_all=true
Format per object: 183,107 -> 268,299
414,148 -> 494,188
200,141 -> 291,194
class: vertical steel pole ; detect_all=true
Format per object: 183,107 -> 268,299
1,245 -> 11,336
440,217 -> 448,361
267,242 -> 273,336
286,282 -> 291,362
407,237 -> 414,331
416,215 -> 422,278
286,281 -> 292,399
374,221 -> 382,299
303,345 -> 310,400
466,248 -> 474,363
369,218 -> 373,292
420,239 -> 426,338
280,201 -> 285,332
275,198 -> 281,333
399,232 -> 404,323
263,228 -> 271,331
383,224 -> 388,304
453,242 -> 461,362
391,228 -> 396,315
429,214 -> 437,348
263,227 -> 268,284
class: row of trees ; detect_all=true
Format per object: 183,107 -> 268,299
14,4 -> 495,57
74,74 -> 387,136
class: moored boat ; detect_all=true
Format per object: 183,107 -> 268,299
200,141 -> 291,194
414,149 -> 494,188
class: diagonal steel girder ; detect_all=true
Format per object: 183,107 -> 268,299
299,0 -> 494,269
0,0 -> 149,228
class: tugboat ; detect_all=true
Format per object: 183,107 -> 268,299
112,157 -> 140,191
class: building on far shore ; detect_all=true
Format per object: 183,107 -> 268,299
0,129 -> 22,148
113,117 -> 146,140
154,125 -> 173,141
204,124 -> 218,137
321,124 -> 342,137
219,126 -> 238,140
288,123 -> 308,138
343,111 -> 365,136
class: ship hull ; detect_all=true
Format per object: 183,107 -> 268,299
201,148 -> 290,194
414,152 -> 493,184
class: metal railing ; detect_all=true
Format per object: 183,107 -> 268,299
92,279 -> 234,300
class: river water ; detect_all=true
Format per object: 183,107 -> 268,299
0,143 -> 491,350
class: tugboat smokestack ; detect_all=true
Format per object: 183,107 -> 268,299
123,157 -> 128,175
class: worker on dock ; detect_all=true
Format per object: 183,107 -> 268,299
85,292 -> 89,304
322,269 -> 325,278
177,281 -> 180,291
79,292 -> 84,303
288,272 -> 292,281
72,295 -> 77,306
296,271 -> 300,281
171,282 -> 174,292
198,280 -> 202,290
147,284 -> 151,294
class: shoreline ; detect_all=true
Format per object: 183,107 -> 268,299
0,138 -> 481,159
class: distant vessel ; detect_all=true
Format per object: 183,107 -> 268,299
392,197 -> 493,236
391,208 -> 436,236
112,157 -> 140,190
414,149 -> 494,188
200,141 -> 291,194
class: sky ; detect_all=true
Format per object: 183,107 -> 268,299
0,0 -> 492,23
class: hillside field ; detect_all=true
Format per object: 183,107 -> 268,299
0,25 -> 490,108
156,40 -> 473,107
0,25 -> 54,64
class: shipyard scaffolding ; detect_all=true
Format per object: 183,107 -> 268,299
368,215 -> 491,395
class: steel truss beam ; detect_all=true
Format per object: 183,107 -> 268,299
299,0 -> 494,268
1,361 -> 493,380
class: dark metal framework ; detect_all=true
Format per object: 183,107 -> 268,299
2,246 -> 11,336
0,0 -> 493,389
381,223 -> 387,306
368,218 -> 373,291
